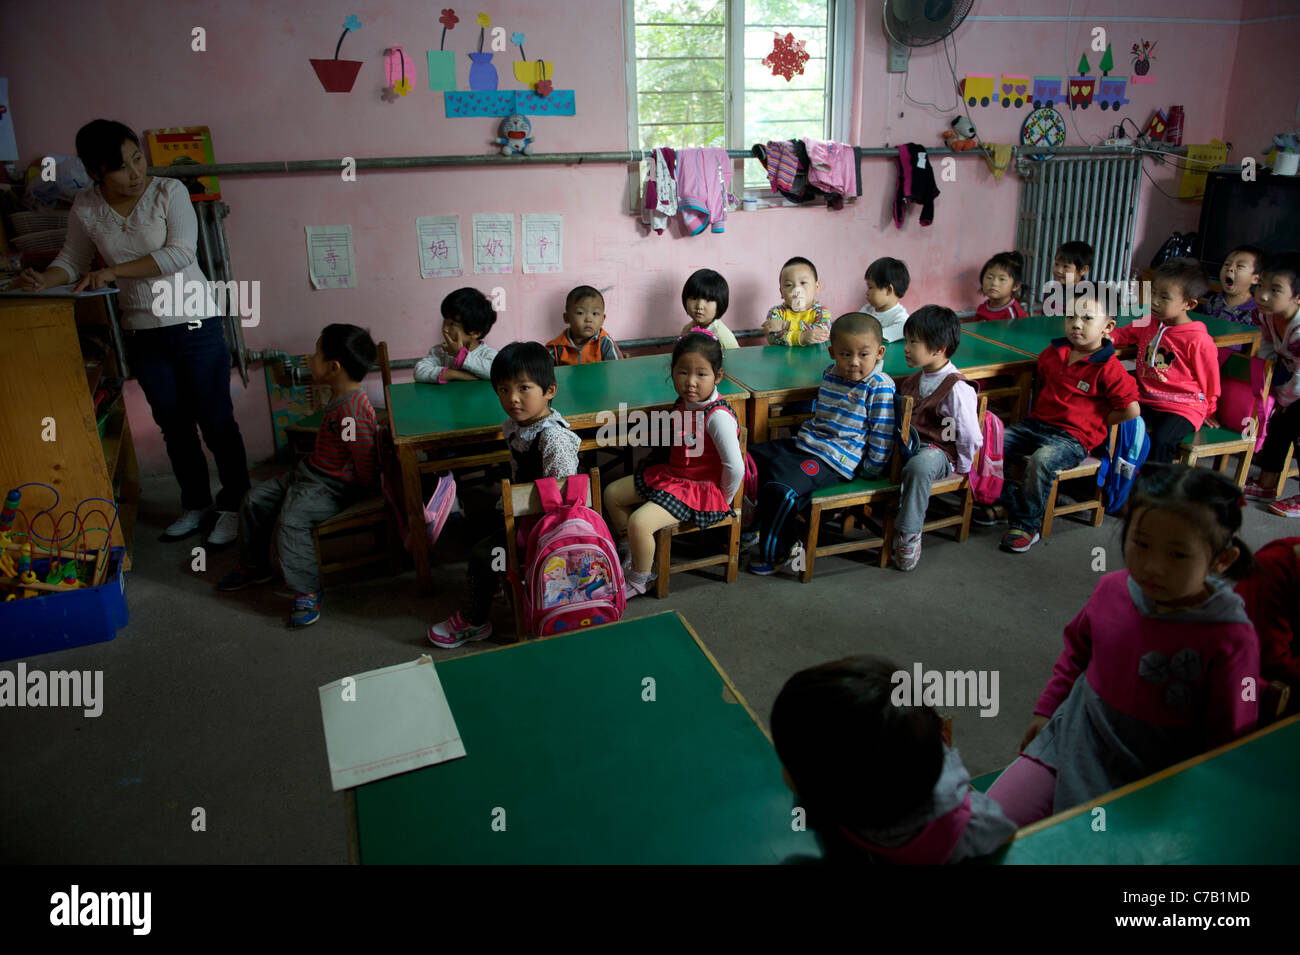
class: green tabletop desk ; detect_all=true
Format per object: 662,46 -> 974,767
723,341 -> 1036,443
348,611 -> 819,864
388,354 -> 750,591
993,714 -> 1300,864
964,309 -> 1261,360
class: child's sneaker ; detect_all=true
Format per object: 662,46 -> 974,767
216,564 -> 275,591
1244,480 -> 1278,501
973,503 -> 1008,526
290,591 -> 322,628
1000,528 -> 1040,553
892,532 -> 922,572
749,542 -> 801,576
1267,494 -> 1300,518
739,529 -> 759,552
428,611 -> 493,648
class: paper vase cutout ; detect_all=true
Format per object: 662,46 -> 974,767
311,59 -> 363,92
467,52 -> 498,90
513,60 -> 553,87
427,50 -> 457,90
385,47 -> 417,95
445,89 -> 575,117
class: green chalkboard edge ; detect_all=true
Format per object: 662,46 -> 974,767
1009,712 -> 1300,843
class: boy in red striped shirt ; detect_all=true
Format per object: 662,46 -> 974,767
218,324 -> 379,628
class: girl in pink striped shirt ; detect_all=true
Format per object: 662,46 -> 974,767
988,463 -> 1259,826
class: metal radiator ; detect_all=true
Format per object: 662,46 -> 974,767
1015,155 -> 1143,305
193,200 -> 250,386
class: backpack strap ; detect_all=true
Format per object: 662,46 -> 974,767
562,473 -> 589,507
536,477 -> 563,511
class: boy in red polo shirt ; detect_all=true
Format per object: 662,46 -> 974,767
977,297 -> 1140,552
547,285 -> 623,365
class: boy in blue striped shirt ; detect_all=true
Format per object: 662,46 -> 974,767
750,313 -> 896,574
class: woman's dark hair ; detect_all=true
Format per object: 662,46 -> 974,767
491,341 -> 556,391
979,250 -> 1025,289
1153,257 -> 1211,302
75,120 -> 141,183
440,287 -> 497,339
681,269 -> 730,319
319,323 -> 377,383
1121,462 -> 1254,579
902,305 -> 961,359
671,329 -> 723,375
1055,241 -> 1094,273
864,257 -> 910,298
771,655 -> 945,838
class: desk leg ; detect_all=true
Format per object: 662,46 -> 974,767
751,397 -> 769,445
1016,370 -> 1033,422
399,444 -> 432,593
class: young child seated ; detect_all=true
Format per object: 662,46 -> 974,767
860,256 -> 910,342
973,251 -> 1028,322
413,287 -> 498,383
604,330 -> 742,598
1110,257 -> 1217,465
547,285 -> 622,365
1202,244 -> 1265,326
891,306 -> 982,571
429,342 -> 581,646
1245,251 -> 1300,513
978,296 -> 1140,553
217,324 -> 379,629
988,463 -> 1258,827
1235,537 -> 1300,716
762,256 -> 833,346
749,313 -> 896,575
770,655 -> 1017,864
1042,240 -> 1093,316
679,268 -> 739,349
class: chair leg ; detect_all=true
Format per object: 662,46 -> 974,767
654,528 -> 671,598
1041,477 -> 1060,541
510,579 -> 526,641
802,502 -> 822,583
725,520 -> 739,583
1237,447 -> 1254,488
957,482 -> 973,543
878,506 -> 896,568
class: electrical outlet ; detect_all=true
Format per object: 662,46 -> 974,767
1103,137 -> 1133,147
887,40 -> 910,73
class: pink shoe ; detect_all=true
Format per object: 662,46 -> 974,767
1268,494 -> 1300,518
428,611 -> 493,648
1244,480 -> 1278,501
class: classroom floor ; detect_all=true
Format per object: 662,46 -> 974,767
2,466 -> 1295,864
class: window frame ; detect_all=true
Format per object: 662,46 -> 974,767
623,0 -> 854,203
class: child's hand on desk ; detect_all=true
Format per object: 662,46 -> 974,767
800,324 -> 830,345
1019,714 -> 1049,752
761,316 -> 786,336
1204,415 -> 1221,429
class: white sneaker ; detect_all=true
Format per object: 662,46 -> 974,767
206,510 -> 240,547
159,509 -> 205,542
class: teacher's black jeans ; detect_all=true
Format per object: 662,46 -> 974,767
127,317 -> 250,513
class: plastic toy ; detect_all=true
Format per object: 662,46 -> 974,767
943,116 -> 978,152
495,113 -> 533,155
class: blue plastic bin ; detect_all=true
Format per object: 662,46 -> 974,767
0,547 -> 128,661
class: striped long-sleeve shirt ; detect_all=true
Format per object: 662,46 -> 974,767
308,388 -> 379,488
796,367 -> 896,479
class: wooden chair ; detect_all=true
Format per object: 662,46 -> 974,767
879,393 -> 987,561
800,402 -> 912,582
1176,350 -> 1271,487
1038,425 -> 1118,540
310,341 -> 405,582
649,428 -> 748,598
501,468 -> 602,641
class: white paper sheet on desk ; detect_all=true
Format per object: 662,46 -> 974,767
0,285 -> 118,297
319,655 -> 466,791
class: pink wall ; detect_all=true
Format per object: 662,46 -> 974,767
3,0 -> 1296,475
1224,0 -> 1300,164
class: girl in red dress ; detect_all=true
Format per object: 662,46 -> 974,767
604,331 -> 744,598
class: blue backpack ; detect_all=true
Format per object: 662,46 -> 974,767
1097,417 -> 1150,515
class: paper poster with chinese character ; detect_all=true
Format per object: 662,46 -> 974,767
472,213 -> 514,274
521,213 -> 563,274
306,226 -> 356,290
416,215 -> 463,278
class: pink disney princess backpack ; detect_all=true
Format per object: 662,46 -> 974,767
518,474 -> 625,636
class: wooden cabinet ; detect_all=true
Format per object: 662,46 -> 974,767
0,297 -> 136,564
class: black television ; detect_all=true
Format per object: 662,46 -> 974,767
1195,168 -> 1300,275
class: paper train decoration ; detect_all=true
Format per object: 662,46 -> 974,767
963,73 -> 1134,111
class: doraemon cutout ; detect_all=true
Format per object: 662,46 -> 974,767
495,113 -> 533,156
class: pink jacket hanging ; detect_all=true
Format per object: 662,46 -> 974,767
676,147 -> 736,235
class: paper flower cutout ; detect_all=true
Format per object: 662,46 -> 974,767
394,78 -> 412,96
762,32 -> 809,82
381,85 -> 399,103
344,15 -> 362,32
536,79 -> 553,96
477,13 -> 490,27
440,9 -> 459,29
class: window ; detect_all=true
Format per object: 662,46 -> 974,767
626,0 -> 849,192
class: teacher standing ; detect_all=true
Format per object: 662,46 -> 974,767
12,119 -> 250,545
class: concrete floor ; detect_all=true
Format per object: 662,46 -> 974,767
1,467 -> 1293,864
